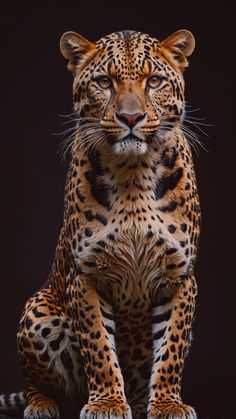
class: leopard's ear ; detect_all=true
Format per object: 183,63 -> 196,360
160,30 -> 195,71
60,31 -> 96,75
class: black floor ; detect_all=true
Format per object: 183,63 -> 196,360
0,414 -> 231,419
0,414 -> 214,419
0,417 -> 213,419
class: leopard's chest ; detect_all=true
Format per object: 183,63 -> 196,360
72,207 -> 191,299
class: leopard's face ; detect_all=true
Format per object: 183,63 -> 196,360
60,30 -> 195,157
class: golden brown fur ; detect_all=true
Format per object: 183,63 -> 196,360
0,29 -> 200,419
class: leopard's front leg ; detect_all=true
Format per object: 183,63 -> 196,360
69,273 -> 132,419
148,276 -> 197,419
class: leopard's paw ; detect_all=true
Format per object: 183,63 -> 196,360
147,402 -> 197,419
24,398 -> 60,419
80,398 -> 132,418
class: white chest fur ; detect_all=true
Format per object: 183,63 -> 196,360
72,208 -> 191,302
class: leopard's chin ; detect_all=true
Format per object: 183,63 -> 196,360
113,136 -> 148,157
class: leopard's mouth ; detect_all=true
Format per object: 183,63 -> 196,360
107,133 -> 145,144
111,134 -> 148,156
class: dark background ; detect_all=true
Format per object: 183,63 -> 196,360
1,1 -> 235,418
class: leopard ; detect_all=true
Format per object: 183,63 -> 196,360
0,28 -> 201,419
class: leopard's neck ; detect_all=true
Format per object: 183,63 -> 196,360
67,128 -> 190,211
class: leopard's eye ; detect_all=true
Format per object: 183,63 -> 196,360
96,76 -> 112,89
147,75 -> 164,89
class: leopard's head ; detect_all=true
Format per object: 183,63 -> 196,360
60,29 -> 195,157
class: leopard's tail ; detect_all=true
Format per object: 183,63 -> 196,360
0,391 -> 27,412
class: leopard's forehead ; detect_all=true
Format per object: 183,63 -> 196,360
93,30 -> 165,80
96,30 -> 159,47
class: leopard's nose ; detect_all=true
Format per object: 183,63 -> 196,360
116,112 -> 146,128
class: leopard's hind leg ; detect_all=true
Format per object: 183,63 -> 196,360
17,286 -> 86,419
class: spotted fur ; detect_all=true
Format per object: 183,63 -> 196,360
0,29 -> 200,419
